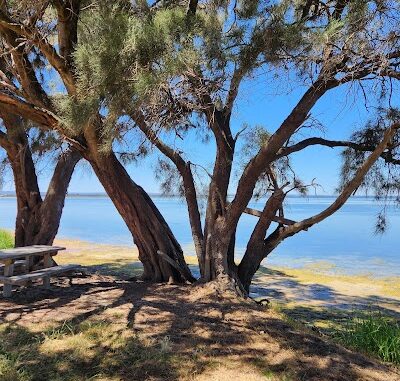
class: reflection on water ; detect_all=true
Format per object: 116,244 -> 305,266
0,196 -> 399,276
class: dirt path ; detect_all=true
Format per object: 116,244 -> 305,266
1,273 -> 399,381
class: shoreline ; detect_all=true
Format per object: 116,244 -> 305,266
54,237 -> 400,304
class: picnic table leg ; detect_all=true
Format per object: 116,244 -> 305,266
23,255 -> 34,287
3,259 -> 14,298
43,254 -> 52,289
24,255 -> 33,273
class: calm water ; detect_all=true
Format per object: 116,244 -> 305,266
1,196 -> 399,276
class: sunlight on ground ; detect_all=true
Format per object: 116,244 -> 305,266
0,238 -> 398,380
55,238 -> 400,300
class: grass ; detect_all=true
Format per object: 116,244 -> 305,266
0,230 -> 13,249
0,320 -> 175,381
337,312 -> 400,365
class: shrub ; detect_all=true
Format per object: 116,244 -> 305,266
0,230 -> 13,249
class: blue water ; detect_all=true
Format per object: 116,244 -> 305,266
1,196 -> 399,276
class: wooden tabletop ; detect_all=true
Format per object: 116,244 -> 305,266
0,245 -> 65,261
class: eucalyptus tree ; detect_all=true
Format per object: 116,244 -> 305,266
0,113 -> 80,247
69,0 -> 400,293
0,0 -> 194,283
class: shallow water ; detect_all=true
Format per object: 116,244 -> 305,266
1,195 -> 399,276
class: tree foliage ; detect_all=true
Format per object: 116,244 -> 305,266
0,0 -> 399,291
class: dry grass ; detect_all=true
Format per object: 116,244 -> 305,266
0,319 -> 174,381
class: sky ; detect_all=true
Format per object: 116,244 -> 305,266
1,69 -> 399,196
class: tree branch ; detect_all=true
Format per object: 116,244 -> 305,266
0,9 -> 76,95
130,110 -> 205,263
0,128 -> 9,148
276,136 -> 400,165
0,30 -> 52,108
0,92 -> 86,151
51,0 -> 81,68
281,123 -> 400,237
224,65 -> 244,116
187,0 -> 198,17
227,78 -> 336,228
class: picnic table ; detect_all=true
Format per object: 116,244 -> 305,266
0,245 -> 80,298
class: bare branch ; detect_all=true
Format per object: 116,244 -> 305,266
282,123 -> 400,237
276,136 -> 400,165
0,92 -> 86,151
241,205 -> 295,226
227,78 -> 337,228
224,65 -> 244,116
0,9 -> 76,95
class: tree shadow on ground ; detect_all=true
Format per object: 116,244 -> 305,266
251,266 -> 400,320
0,319 -> 178,381
0,266 -> 399,380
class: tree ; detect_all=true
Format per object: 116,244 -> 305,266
0,111 -> 80,247
68,0 -> 400,293
1,0 -> 399,294
0,0 -> 194,283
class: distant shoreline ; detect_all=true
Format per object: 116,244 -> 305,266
0,192 -> 386,199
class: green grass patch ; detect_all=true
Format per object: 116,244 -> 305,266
273,304 -> 400,367
0,230 -> 13,249
337,313 -> 400,365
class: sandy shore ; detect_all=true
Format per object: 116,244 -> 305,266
54,238 -> 400,319
0,237 -> 398,380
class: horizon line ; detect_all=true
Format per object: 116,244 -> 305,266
0,191 -> 381,199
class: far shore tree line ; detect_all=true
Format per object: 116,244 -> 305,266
0,0 -> 400,295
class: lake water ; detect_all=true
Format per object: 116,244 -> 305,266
1,196 -> 399,277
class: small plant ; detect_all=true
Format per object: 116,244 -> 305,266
338,312 -> 400,365
0,230 -> 13,249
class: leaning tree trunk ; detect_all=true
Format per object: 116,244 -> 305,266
10,146 -> 81,247
237,190 -> 286,293
88,152 -> 195,283
1,113 -> 80,247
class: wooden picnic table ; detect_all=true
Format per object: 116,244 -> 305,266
0,245 -> 79,298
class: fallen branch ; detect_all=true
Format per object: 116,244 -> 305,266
157,250 -> 196,283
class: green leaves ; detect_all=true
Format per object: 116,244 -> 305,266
340,108 -> 400,232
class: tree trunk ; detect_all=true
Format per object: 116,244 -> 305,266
201,114 -> 236,281
238,190 -> 285,292
238,228 -> 281,293
11,148 -> 81,247
28,149 -> 81,245
87,152 -> 195,283
0,113 -> 80,247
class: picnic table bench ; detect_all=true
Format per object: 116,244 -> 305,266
0,245 -> 81,298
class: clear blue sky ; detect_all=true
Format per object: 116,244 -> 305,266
2,72 -> 399,195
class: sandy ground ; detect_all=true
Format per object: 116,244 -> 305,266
1,274 -> 399,381
55,238 -> 400,318
1,238 -> 400,380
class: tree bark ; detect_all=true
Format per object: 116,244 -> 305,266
87,151 -> 195,283
237,190 -> 285,292
0,113 -> 80,247
132,113 -> 205,276
201,111 -> 236,281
